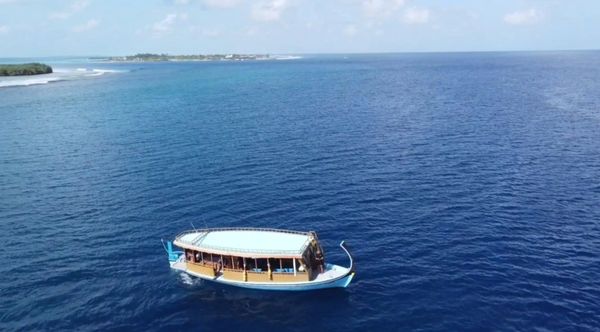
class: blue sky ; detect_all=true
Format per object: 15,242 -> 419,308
0,0 -> 598,56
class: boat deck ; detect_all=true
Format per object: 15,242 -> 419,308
313,264 -> 351,282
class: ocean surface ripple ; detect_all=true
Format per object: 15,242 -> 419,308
1,52 -> 600,331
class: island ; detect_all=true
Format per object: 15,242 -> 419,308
0,63 -> 53,76
103,53 -> 272,62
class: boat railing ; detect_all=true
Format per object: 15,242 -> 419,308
220,267 -> 302,274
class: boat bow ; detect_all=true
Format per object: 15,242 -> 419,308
339,240 -> 355,273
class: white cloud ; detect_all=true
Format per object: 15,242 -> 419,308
201,28 -> 220,37
49,11 -> 71,20
244,26 -> 259,36
73,19 -> 100,32
73,19 -> 98,32
403,7 -> 429,24
173,0 -> 240,8
204,0 -> 239,8
0,25 -> 8,34
49,0 -> 90,20
189,25 -> 221,37
153,13 -> 178,33
71,0 -> 89,11
251,0 -> 289,22
504,8 -> 542,25
343,24 -> 358,37
362,0 -> 405,19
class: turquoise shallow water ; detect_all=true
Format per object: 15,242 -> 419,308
1,52 -> 600,331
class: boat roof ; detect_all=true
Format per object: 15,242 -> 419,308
173,228 -> 315,258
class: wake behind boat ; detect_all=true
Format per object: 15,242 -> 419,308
163,227 -> 355,291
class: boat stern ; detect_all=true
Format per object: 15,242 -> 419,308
163,240 -> 184,267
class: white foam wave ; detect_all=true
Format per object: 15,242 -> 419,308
0,67 -> 124,88
179,272 -> 195,285
87,69 -> 123,76
272,55 -> 302,60
93,68 -> 122,73
0,76 -> 63,88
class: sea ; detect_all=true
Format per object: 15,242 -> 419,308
1,52 -> 599,331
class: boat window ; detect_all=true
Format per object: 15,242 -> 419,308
268,258 -> 276,271
223,256 -> 242,270
255,258 -> 268,272
198,252 -> 215,265
245,258 -> 268,272
229,256 -> 242,270
274,258 -> 295,273
191,251 -> 209,264
283,259 -> 294,269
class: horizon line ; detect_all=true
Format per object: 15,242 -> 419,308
1,48 -> 599,59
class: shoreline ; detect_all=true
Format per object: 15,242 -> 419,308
99,54 -> 301,63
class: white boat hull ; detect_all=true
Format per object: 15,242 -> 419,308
170,259 -> 355,291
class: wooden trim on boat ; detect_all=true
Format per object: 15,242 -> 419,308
246,270 -> 271,282
186,262 -> 215,278
223,268 -> 245,281
272,271 -> 309,282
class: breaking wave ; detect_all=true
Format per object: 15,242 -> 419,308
0,67 -> 124,88
272,55 -> 303,60
0,76 -> 64,88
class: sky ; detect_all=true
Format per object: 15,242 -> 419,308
0,0 -> 599,57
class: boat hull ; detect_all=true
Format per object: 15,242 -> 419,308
170,261 -> 354,291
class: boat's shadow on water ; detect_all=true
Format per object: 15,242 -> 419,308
176,275 -> 351,327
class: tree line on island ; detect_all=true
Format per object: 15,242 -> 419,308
0,63 -> 53,76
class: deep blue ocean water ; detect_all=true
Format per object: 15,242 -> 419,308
1,52 -> 600,331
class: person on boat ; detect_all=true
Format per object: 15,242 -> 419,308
315,250 -> 324,273
298,262 -> 306,272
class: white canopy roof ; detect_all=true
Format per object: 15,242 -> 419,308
174,228 -> 314,258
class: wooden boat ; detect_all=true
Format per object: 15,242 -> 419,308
163,227 -> 355,291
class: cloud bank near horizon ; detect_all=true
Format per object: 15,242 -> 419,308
0,0 -> 598,56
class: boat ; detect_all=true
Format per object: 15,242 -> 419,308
163,227 -> 355,291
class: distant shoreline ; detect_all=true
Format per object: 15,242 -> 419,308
99,53 -> 278,63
